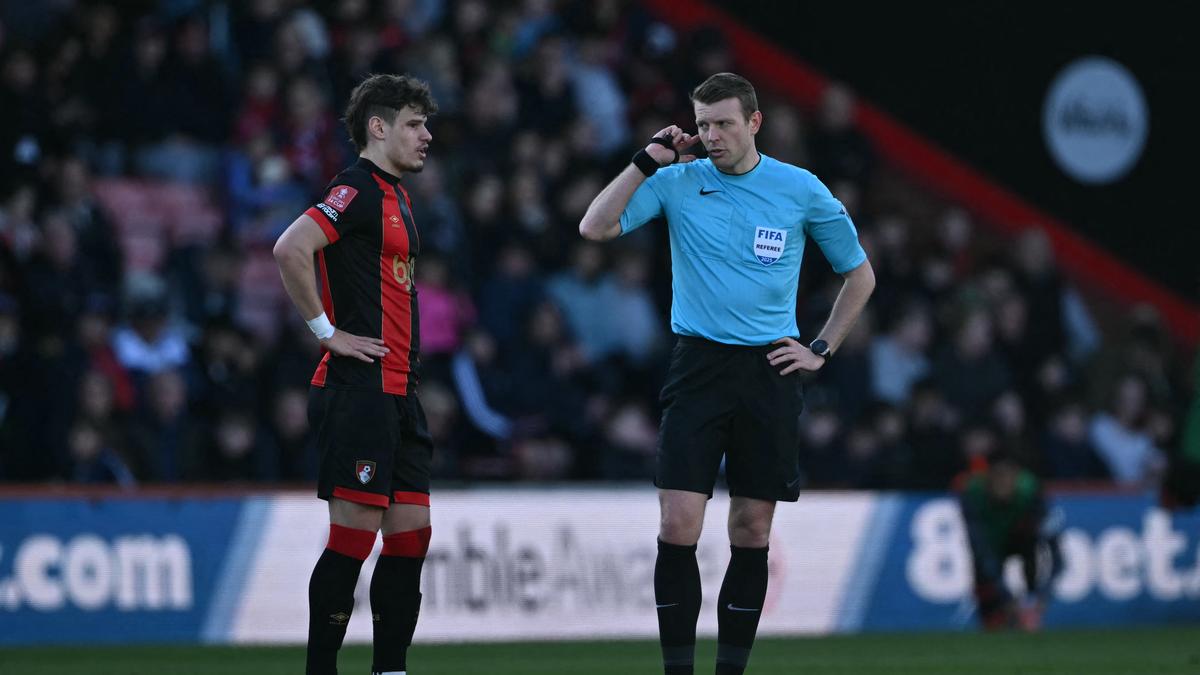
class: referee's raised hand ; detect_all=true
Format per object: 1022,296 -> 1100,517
323,330 -> 389,363
646,125 -> 701,165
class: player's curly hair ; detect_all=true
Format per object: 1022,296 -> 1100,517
690,72 -> 758,121
343,73 -> 438,152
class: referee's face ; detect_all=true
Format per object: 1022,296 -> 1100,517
383,106 -> 433,173
694,97 -> 761,173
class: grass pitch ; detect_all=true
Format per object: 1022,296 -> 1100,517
2,627 -> 1198,674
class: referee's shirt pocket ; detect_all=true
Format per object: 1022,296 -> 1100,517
674,195 -> 733,260
729,207 -> 802,268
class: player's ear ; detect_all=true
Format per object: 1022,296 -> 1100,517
748,110 -> 763,135
368,115 -> 388,142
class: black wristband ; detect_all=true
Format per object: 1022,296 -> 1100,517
632,135 -> 679,177
632,149 -> 660,177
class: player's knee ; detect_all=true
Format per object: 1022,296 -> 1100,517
382,526 -> 432,558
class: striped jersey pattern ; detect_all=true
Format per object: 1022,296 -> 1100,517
303,157 -> 421,395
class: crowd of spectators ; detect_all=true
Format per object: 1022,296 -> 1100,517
0,0 -> 1193,492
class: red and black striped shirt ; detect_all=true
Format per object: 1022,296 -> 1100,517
304,157 -> 421,395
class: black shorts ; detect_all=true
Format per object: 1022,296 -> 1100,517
309,386 -> 433,508
656,335 -> 805,502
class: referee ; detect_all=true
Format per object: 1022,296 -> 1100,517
274,74 -> 436,675
580,73 -> 875,675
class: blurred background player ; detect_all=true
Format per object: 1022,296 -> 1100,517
958,448 -> 1063,631
1161,349 -> 1200,510
274,74 -> 436,675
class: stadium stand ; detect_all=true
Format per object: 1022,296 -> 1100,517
0,0 -> 1193,496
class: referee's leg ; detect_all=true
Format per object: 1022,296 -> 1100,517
653,336 -> 732,674
656,489 -> 708,675
716,498 -> 775,675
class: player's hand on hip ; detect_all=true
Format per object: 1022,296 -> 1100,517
767,337 -> 825,375
323,330 -> 389,363
647,125 -> 701,165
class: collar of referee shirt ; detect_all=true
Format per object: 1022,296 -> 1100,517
713,150 -> 764,177
356,156 -> 403,184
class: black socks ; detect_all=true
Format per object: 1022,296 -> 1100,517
716,545 -> 769,675
655,539 -> 703,674
369,555 -> 424,672
307,546 -> 369,674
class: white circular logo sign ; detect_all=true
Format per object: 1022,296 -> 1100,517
1042,56 -> 1148,185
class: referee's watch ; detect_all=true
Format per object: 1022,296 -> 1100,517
809,338 -> 832,360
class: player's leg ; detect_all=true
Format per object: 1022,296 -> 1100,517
716,497 -> 775,675
969,547 -> 1012,630
370,393 -> 434,675
714,345 -> 801,674
654,337 -> 735,675
370,503 -> 429,675
308,386 -> 397,675
308,498 -> 384,675
1011,527 -> 1060,632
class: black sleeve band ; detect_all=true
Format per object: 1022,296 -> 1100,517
632,149 -> 659,177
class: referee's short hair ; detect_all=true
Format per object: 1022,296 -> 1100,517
690,72 -> 758,121
344,74 -> 439,152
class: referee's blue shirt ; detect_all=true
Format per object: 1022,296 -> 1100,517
619,154 -> 867,346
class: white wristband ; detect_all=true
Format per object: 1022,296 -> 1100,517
306,313 -> 335,340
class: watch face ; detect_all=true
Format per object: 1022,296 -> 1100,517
810,339 -> 829,357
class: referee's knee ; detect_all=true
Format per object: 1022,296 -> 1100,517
659,517 -> 702,546
728,519 -> 771,548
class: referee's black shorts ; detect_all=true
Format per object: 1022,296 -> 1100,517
656,334 -> 805,502
309,386 -> 433,508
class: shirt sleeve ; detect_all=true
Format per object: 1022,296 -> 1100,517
304,176 -> 375,244
805,173 -> 868,274
619,175 -> 665,236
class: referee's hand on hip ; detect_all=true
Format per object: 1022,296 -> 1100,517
766,337 -> 826,375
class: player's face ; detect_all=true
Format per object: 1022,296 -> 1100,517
694,97 -> 761,173
382,106 -> 432,173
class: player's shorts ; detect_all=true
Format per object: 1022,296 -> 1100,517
309,386 -> 433,508
656,335 -> 805,502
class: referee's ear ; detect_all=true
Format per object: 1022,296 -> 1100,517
748,110 -> 763,135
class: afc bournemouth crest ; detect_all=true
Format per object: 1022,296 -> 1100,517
355,460 -> 376,485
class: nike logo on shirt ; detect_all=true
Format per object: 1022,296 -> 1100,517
699,188 -> 720,195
